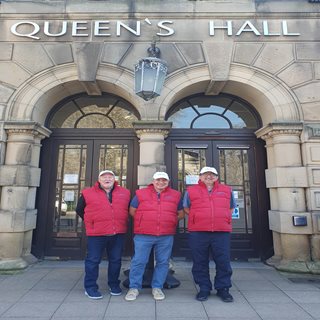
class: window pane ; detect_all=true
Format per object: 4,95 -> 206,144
167,94 -> 259,129
99,144 -> 128,188
177,148 -> 207,234
194,104 -> 225,115
48,94 -> 139,128
228,101 -> 257,129
77,115 -> 114,128
192,114 -> 230,128
169,107 -> 196,128
109,106 -> 136,128
218,148 -> 252,234
224,110 -> 246,128
54,144 -> 86,235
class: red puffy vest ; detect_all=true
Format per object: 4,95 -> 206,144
134,184 -> 181,236
82,181 -> 130,236
187,180 -> 232,232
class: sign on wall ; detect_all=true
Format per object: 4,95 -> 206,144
3,19 -> 302,41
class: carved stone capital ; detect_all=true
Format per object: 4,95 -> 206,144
135,128 -> 170,139
133,121 -> 172,139
4,121 -> 51,141
256,122 -> 303,141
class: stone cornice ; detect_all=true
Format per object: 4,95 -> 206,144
135,129 -> 170,139
255,122 -> 303,141
4,121 -> 52,140
133,121 -> 172,138
133,120 -> 172,130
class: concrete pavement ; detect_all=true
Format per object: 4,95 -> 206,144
0,259 -> 320,320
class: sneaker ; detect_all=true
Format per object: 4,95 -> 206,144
125,288 -> 139,301
152,288 -> 165,301
196,291 -> 210,301
216,288 -> 234,302
109,286 -> 122,296
85,289 -> 103,300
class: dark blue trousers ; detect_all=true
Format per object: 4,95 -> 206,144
84,234 -> 124,291
188,231 -> 232,292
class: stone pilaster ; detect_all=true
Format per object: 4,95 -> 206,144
301,124 -> 320,272
256,122 -> 317,273
133,121 -> 172,187
0,121 -> 51,271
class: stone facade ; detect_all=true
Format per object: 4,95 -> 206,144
0,0 -> 320,273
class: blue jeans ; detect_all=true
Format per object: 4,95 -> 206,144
188,231 -> 232,292
84,234 -> 124,291
129,235 -> 174,289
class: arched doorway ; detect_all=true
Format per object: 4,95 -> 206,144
32,93 -> 139,259
165,93 -> 272,260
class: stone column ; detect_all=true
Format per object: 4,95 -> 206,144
0,121 -> 51,271
256,122 -> 313,273
133,121 -> 172,187
301,124 -> 320,273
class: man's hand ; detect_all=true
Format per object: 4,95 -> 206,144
129,206 -> 137,217
178,210 -> 185,220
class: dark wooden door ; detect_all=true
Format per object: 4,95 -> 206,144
34,131 -> 137,259
166,134 -> 271,261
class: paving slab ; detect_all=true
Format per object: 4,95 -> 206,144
0,260 -> 320,320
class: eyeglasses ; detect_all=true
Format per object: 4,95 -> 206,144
100,177 -> 114,181
201,172 -> 218,177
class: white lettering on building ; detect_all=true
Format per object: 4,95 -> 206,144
209,20 -> 300,37
11,21 -> 40,39
44,21 -> 67,37
209,21 -> 233,36
116,21 -> 141,36
72,21 -> 89,37
9,19 -> 301,40
157,20 -> 174,36
262,21 -> 280,36
236,21 -> 261,36
282,21 -> 300,36
94,21 -> 111,36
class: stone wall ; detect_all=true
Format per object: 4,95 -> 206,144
0,0 -> 319,272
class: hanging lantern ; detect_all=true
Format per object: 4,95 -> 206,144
134,43 -> 168,101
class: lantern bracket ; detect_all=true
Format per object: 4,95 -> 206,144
147,40 -> 160,58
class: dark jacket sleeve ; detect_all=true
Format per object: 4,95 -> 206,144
75,195 -> 86,220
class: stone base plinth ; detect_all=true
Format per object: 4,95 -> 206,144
0,258 -> 28,274
267,256 -> 320,275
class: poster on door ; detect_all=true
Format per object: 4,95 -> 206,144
63,174 -> 78,184
232,207 -> 240,219
185,175 -> 199,185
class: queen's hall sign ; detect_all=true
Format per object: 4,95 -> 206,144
4,19 -> 303,41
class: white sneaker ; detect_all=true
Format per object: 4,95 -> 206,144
152,288 -> 165,300
125,288 -> 139,301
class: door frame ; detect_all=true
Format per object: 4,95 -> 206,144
165,128 -> 272,261
32,128 -> 139,259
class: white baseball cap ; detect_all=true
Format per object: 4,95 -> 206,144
200,166 -> 218,175
99,170 -> 115,177
153,172 -> 170,180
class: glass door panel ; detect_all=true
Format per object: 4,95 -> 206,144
98,144 -> 129,188
177,147 -> 207,233
218,148 -> 252,234
54,144 -> 88,237
93,139 -> 135,256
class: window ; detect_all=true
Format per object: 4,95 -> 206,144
166,94 -> 260,129
47,94 -> 139,129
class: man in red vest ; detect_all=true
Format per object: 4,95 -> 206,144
125,172 -> 184,301
183,166 -> 236,302
76,170 -> 130,299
